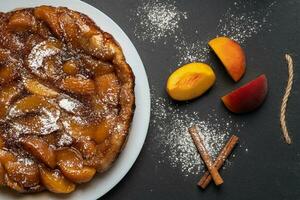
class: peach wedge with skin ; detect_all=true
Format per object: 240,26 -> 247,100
209,36 -> 246,82
221,74 -> 268,113
166,63 -> 216,101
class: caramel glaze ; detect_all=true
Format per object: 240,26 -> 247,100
0,6 -> 135,193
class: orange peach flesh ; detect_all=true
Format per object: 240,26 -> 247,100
221,74 -> 268,113
209,36 -> 246,82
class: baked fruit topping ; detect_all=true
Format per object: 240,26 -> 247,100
0,5 -> 134,193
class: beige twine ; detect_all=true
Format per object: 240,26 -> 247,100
280,54 -> 294,144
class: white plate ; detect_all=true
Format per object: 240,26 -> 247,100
0,1 -> 150,199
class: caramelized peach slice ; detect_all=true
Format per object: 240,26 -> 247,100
0,135 -> 5,149
82,56 -> 114,76
21,136 -> 56,169
24,78 -> 58,97
63,60 -> 79,75
63,119 -> 96,139
56,148 -> 82,167
0,83 -> 23,120
56,148 -> 96,183
74,137 -> 97,159
0,65 -> 16,85
166,63 -> 216,101
93,120 -> 111,144
95,73 -> 120,104
39,166 -> 75,194
7,11 -> 36,32
10,107 -> 60,135
0,163 -> 5,186
8,95 -> 47,118
34,6 -> 61,36
4,174 -> 25,192
0,149 -> 16,164
61,76 -> 95,95
4,160 -> 39,187
0,82 -> 22,103
209,36 -> 246,82
59,166 -> 96,183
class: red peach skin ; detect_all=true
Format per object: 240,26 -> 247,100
221,74 -> 268,113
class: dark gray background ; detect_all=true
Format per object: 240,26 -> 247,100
82,0 -> 300,199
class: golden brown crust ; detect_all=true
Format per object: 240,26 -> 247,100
0,6 -> 135,193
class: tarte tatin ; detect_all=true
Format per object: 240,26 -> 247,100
0,5 -> 135,193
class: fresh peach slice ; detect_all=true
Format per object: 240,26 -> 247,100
4,160 -> 39,187
209,36 -> 246,82
21,136 -> 56,169
166,62 -> 216,101
8,95 -> 46,118
56,148 -> 96,183
24,78 -> 58,97
61,76 -> 95,95
39,166 -> 75,194
221,74 -> 268,113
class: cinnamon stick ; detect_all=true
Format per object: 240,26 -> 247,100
198,135 -> 239,189
188,125 -> 224,186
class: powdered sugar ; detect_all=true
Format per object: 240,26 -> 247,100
151,92 -> 244,176
28,40 -> 60,72
175,40 -> 209,65
132,0 -> 276,64
57,133 -> 73,147
217,1 -> 277,44
133,0 -> 187,43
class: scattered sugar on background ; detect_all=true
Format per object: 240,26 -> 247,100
150,90 -> 244,176
217,1 -> 277,44
130,0 -> 277,176
132,0 -> 187,43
